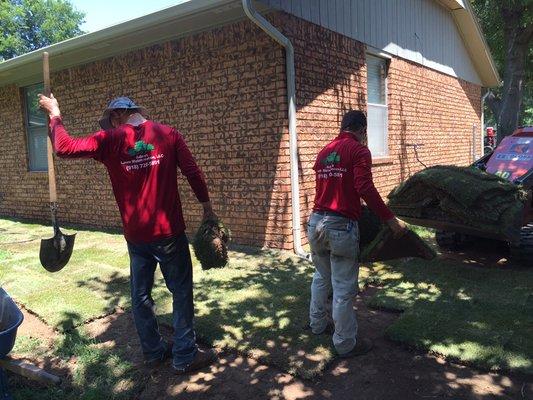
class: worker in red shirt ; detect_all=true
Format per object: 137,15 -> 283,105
308,110 -> 406,358
38,94 -> 217,374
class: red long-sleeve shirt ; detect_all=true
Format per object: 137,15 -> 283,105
313,131 -> 394,222
49,117 -> 209,244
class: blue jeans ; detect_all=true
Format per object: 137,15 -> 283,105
307,212 -> 360,354
127,233 -> 197,368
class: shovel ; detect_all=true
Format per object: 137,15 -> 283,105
39,52 -> 76,272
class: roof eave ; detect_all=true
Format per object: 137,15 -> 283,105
442,0 -> 501,87
0,0 -> 249,85
0,0 -> 501,88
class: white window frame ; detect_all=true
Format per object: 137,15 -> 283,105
23,82 -> 48,172
366,53 -> 389,158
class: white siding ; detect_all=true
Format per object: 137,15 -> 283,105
260,0 -> 481,85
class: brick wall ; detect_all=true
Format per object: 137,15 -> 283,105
0,85 -> 51,220
0,11 -> 481,250
0,18 -> 291,248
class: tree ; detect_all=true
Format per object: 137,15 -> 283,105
0,0 -> 85,61
471,0 -> 532,142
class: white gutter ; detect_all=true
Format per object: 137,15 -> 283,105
0,1 -> 222,66
0,0 -> 240,85
241,0 -> 309,259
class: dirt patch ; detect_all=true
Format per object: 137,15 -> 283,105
16,305 -> 57,342
438,238 -> 522,270
83,307 -> 146,367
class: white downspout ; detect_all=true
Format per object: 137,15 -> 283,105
481,90 -> 490,155
241,0 -> 309,259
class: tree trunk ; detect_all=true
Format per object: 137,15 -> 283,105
493,6 -> 532,144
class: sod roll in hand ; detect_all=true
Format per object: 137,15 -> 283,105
192,219 -> 230,270
360,226 -> 436,262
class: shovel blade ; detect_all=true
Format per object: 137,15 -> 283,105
39,231 -> 76,272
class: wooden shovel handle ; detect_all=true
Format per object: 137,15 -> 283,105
43,52 -> 57,203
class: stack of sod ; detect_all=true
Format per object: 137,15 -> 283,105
387,166 -> 528,242
192,219 -> 231,270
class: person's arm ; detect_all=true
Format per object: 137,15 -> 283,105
174,130 -> 216,221
353,147 -> 406,237
39,94 -> 107,159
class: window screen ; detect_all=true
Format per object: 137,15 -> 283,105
366,55 -> 389,157
24,83 -> 48,171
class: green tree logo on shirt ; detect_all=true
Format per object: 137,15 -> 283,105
128,140 -> 155,156
322,151 -> 341,165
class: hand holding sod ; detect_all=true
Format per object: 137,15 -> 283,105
387,217 -> 408,238
202,201 -> 218,222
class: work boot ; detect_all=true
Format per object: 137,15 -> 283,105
144,340 -> 173,368
173,348 -> 218,375
337,338 -> 373,358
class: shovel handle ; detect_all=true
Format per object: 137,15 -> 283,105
43,52 -> 57,203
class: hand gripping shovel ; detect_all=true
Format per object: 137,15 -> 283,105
39,52 -> 76,272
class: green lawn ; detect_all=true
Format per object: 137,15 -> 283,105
0,220 -> 131,329
0,217 -> 532,399
368,257 -> 532,373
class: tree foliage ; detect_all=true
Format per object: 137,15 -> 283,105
0,0 -> 85,61
471,0 -> 532,139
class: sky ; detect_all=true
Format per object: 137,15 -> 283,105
69,0 -> 189,33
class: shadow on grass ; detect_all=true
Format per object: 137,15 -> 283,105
366,248 -> 533,376
187,251 -> 331,378
75,272 -> 131,319
79,246 -> 333,379
9,311 -> 145,400
8,295 -> 530,400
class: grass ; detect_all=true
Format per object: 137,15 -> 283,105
12,335 -> 46,356
10,319 -> 142,400
0,218 -> 333,379
367,256 -> 533,374
0,220 -> 130,330
0,217 -> 532,391
54,319 -> 140,400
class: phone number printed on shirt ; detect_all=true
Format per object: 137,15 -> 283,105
317,165 -> 347,180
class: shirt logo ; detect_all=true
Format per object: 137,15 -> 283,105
128,140 -> 155,157
322,151 -> 341,165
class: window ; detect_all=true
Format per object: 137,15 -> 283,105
366,55 -> 388,157
23,83 -> 48,171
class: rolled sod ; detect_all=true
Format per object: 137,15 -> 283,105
192,219 -> 230,270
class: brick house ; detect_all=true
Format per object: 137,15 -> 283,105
0,0 -> 499,252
